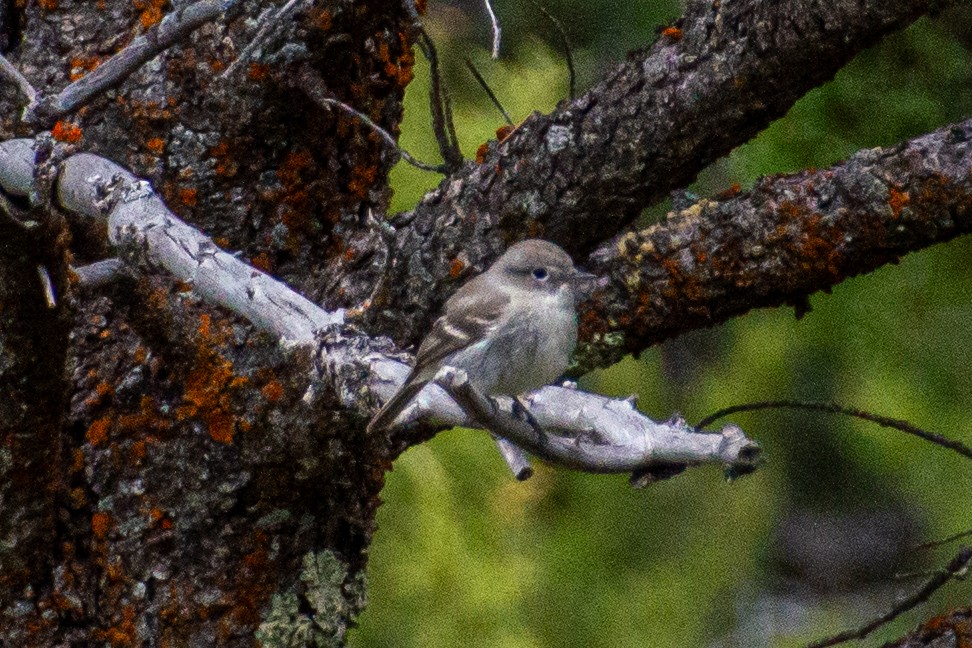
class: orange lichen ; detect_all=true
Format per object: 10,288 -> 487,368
475,142 -> 490,165
718,183 -> 741,199
889,187 -> 910,218
250,252 -> 272,273
449,258 -> 464,278
495,124 -> 514,142
276,150 -> 313,186
661,26 -> 683,41
146,137 -> 165,155
309,7 -> 332,30
348,164 -> 377,198
38,0 -> 57,10
209,141 -> 238,178
197,313 -> 212,338
178,339 -> 247,445
131,439 -> 147,462
69,56 -> 103,81
87,417 -> 111,446
377,32 -> 415,87
133,0 -> 167,28
179,187 -> 198,207
247,63 -> 270,81
214,237 -> 230,248
52,121 -> 83,143
414,0 -> 427,13
71,448 -> 85,473
91,512 -> 112,539
70,487 -> 87,508
261,380 -> 284,403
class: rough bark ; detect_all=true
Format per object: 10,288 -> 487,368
578,117 -> 972,367
0,0 -> 966,645
375,0 -> 953,346
1,0 -> 415,645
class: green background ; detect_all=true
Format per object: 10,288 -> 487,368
351,2 -> 972,646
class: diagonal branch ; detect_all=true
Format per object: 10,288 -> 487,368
382,0 -> 955,341
578,117 -> 972,368
0,138 -> 755,480
21,0 -> 243,126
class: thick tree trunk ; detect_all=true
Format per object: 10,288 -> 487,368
0,0 -> 967,645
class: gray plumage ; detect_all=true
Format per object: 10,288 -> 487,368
367,239 -> 593,434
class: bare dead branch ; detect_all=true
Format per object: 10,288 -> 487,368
696,400 -> 972,462
482,0 -> 501,59
0,52 -> 37,106
36,265 -> 55,308
0,138 -> 758,479
493,436 -> 533,481
531,2 -> 576,100
0,139 -> 342,342
293,66 -> 447,174
417,30 -> 463,172
430,366 -> 760,476
699,400 -> 972,459
73,258 -> 124,289
913,529 -> 972,552
220,0 -> 304,80
806,546 -> 972,648
464,58 -> 513,126
23,0 -> 243,126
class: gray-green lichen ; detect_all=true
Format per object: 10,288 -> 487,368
256,550 -> 367,648
568,331 -> 628,376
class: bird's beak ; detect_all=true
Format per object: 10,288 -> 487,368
571,270 -> 600,297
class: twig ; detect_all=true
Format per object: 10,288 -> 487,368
36,265 -> 56,308
434,366 -> 761,474
805,546 -> 972,648
493,436 -> 533,480
482,0 -> 501,59
0,52 -> 38,106
913,528 -> 972,551
531,2 -> 575,100
74,258 -> 125,289
220,0 -> 303,80
697,400 -> 972,461
294,66 -> 447,174
464,58 -> 513,126
0,188 -> 35,230
25,0 -> 242,126
417,30 -> 463,171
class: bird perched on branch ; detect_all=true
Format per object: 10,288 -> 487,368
367,239 -> 596,433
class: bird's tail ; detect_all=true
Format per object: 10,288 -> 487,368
366,379 -> 427,435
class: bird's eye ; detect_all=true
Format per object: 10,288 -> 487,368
532,267 -> 549,280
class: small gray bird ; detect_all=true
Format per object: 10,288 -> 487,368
367,239 -> 595,434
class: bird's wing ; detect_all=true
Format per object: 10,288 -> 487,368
412,274 -> 510,376
366,275 -> 509,434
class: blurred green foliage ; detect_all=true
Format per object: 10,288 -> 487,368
351,2 -> 972,646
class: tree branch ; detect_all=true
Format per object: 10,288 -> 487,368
381,0 -> 954,341
806,545 -> 972,648
0,139 -> 756,478
578,117 -> 972,367
432,366 -> 759,476
21,0 -> 243,126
